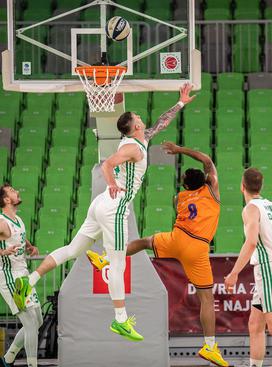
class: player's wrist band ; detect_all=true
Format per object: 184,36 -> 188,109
177,101 -> 184,108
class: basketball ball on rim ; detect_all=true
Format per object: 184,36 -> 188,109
105,16 -> 130,41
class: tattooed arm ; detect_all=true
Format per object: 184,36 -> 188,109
144,83 -> 196,142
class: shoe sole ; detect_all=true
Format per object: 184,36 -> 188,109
198,352 -> 229,367
14,278 -> 25,310
86,253 -> 109,271
109,327 -> 143,342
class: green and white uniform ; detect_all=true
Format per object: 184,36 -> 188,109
79,137 -> 148,251
249,198 -> 272,313
0,213 -> 39,314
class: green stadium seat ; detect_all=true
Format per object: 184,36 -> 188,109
151,127 -> 178,145
183,108 -> 211,128
216,131 -> 244,153
39,207 -> 68,229
249,128 -> 272,146
0,107 -> 19,129
217,166 -> 244,185
233,45 -> 261,73
152,92 -> 179,110
22,110 -> 51,128
27,93 -> 55,111
72,207 -> 88,236
52,127 -> 81,147
201,73 -> 212,90
55,110 -> 84,128
219,205 -> 243,226
0,147 -> 8,181
181,156 -> 205,171
133,190 -> 142,225
49,146 -> 78,167
217,90 -> 244,109
144,205 -> 174,229
35,228 -> 67,254
146,165 -> 176,186
216,152 -> 244,168
23,8 -> 52,21
42,187 -> 72,207
186,90 -> 212,110
125,92 -> 149,110
80,166 -> 93,186
57,92 -> 85,110
215,226 -> 244,253
77,191 -> 92,213
204,8 -> 231,20
85,129 -> 98,146
205,0 -> 230,8
0,91 -> 21,109
145,185 -> 175,206
250,144 -> 272,160
217,73 -> 244,90
11,166 -> 40,193
19,127 -> 48,147
216,108 -> 244,127
220,186 -> 243,206
82,146 -> 99,166
46,166 -> 75,186
235,9 -> 260,19
183,129 -> 211,153
248,90 -> 272,110
235,0 -> 259,9
15,147 -> 44,169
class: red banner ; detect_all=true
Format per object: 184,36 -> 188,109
152,257 -> 254,335
92,256 -> 131,294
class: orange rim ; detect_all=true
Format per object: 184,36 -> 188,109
75,65 -> 127,85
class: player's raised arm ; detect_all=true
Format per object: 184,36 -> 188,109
144,83 -> 196,142
163,142 -> 219,201
102,143 -> 143,199
224,204 -> 260,293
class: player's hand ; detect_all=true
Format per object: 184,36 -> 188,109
224,272 -> 238,294
2,245 -> 19,256
180,83 -> 196,105
26,245 -> 39,257
109,185 -> 126,199
162,141 -> 181,155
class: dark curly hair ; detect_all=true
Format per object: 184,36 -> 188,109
183,168 -> 206,190
117,112 -> 133,136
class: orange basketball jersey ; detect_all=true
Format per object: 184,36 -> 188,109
174,184 -> 220,243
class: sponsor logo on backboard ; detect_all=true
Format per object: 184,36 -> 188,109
22,62 -> 31,75
160,52 -> 181,74
92,256 -> 131,294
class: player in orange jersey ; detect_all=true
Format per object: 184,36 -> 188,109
88,142 -> 228,366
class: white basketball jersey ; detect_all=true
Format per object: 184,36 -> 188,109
114,137 -> 148,201
248,198 -> 272,265
0,213 -> 27,272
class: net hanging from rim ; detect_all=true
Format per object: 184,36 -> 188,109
75,65 -> 127,113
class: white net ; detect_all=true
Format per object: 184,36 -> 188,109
76,67 -> 126,113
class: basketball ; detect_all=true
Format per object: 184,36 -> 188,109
105,16 -> 130,41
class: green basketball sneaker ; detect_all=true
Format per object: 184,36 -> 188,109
13,276 -> 32,311
110,315 -> 144,342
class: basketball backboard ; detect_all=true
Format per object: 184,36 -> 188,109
2,0 -> 201,92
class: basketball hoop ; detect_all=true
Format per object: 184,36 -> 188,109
75,65 -> 127,113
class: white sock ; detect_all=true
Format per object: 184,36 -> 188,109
250,358 -> 263,367
115,307 -> 127,323
204,336 -> 215,349
27,357 -> 37,367
4,345 -> 20,363
28,271 -> 41,287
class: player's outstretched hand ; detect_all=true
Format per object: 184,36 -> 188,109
2,245 -> 19,256
224,272 -> 238,294
27,244 -> 39,257
162,141 -> 182,155
180,83 -> 196,105
109,184 -> 126,199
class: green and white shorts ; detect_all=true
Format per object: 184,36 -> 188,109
79,189 -> 130,251
252,262 -> 272,313
0,269 -> 40,315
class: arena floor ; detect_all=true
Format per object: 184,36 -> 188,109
12,358 -> 272,367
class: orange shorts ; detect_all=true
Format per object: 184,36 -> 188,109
153,227 -> 213,288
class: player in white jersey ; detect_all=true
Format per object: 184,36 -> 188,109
0,184 -> 42,367
225,168 -> 272,367
14,84 -> 195,341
